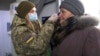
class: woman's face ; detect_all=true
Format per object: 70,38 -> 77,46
59,8 -> 74,24
25,7 -> 37,19
28,7 -> 37,14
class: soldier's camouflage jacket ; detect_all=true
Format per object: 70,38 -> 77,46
11,15 -> 54,56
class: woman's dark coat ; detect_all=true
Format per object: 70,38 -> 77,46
51,16 -> 100,56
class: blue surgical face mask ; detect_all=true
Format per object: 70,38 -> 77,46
29,13 -> 38,21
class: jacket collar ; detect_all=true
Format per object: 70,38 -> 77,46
11,14 -> 27,27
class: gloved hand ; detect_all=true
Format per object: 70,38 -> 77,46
48,13 -> 58,22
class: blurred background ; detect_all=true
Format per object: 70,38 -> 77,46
0,0 -> 100,56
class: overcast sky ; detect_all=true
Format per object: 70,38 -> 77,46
81,0 -> 100,17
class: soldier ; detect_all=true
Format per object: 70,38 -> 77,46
11,1 -> 58,56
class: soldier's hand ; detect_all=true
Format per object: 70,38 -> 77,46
48,13 -> 58,22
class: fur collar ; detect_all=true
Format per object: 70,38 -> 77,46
50,15 -> 99,48
76,16 -> 99,29
61,15 -> 99,29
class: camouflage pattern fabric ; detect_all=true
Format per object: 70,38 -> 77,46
11,15 -> 54,56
